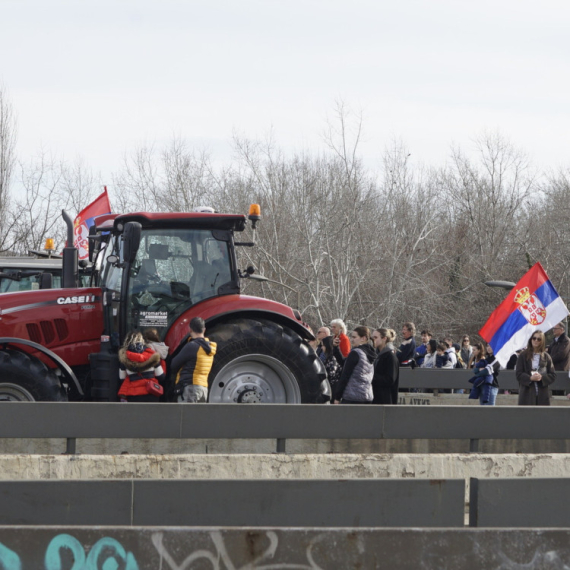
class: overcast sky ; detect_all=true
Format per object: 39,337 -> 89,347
2,0 -> 569,182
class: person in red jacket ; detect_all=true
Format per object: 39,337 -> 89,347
118,331 -> 165,402
330,319 -> 351,358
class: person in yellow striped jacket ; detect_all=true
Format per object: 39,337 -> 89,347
171,317 -> 217,402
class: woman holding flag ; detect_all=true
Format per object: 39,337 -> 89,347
515,330 -> 556,405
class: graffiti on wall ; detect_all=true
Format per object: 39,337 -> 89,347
0,534 -> 139,570
0,530 -> 324,570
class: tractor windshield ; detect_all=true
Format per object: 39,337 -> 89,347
125,228 -> 235,337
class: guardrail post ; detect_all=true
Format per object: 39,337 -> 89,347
468,477 -> 479,527
276,438 -> 286,453
65,437 -> 77,455
469,438 -> 479,453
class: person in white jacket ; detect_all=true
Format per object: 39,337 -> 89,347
443,337 -> 457,368
421,339 -> 438,368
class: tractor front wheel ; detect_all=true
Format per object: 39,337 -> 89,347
0,350 -> 67,402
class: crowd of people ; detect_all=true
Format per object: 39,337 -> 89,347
115,315 -> 570,407
311,320 -> 570,406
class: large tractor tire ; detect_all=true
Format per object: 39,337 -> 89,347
207,317 -> 327,403
0,349 -> 67,402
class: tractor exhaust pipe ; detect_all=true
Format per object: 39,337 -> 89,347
62,210 -> 78,288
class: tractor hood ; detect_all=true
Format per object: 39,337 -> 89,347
0,287 -> 104,367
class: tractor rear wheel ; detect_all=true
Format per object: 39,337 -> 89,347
0,350 -> 67,402
206,318 -> 327,403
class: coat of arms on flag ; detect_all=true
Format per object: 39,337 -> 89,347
73,188 -> 112,260
514,287 -> 547,326
480,262 -> 569,367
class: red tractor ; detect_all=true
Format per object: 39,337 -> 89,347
0,207 -> 329,403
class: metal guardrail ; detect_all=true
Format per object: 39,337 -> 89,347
0,479 -> 464,527
398,368 -> 570,390
1,403 -> 570,453
1,476 -> 569,528
469,477 -> 570,527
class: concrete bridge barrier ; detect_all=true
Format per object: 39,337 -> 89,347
1,452 -> 568,484
1,527 -> 569,569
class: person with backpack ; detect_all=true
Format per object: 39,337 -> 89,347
118,331 -> 165,402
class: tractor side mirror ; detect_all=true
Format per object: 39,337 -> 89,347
122,222 -> 142,264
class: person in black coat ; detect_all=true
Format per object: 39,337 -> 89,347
396,322 -> 416,367
547,322 -> 570,371
371,327 -> 400,404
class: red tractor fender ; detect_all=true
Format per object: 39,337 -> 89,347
164,294 -> 313,354
0,337 -> 83,396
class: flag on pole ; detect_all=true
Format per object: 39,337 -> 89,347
479,262 -> 569,367
73,188 -> 112,260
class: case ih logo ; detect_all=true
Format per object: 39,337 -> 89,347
514,286 -> 546,325
56,295 -> 97,305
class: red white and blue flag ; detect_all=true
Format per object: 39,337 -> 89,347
73,188 -> 112,260
480,262 -> 569,367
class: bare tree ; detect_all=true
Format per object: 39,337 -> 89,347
517,168 -> 570,304
444,132 -> 535,274
375,140 -> 449,327
232,111 -> 383,328
12,150 -> 71,253
112,143 -> 161,213
112,139 -> 218,214
0,84 -> 17,252
60,156 -> 102,214
161,139 -> 216,211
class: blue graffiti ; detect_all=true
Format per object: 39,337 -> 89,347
0,534 -> 138,570
0,543 -> 21,570
44,534 -> 85,570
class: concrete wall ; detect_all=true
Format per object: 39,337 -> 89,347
1,453 -> 568,481
1,527 -> 569,569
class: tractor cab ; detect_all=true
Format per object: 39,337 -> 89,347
91,212 -> 244,342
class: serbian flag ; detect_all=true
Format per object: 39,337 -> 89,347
73,188 -> 111,260
480,262 -> 569,367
